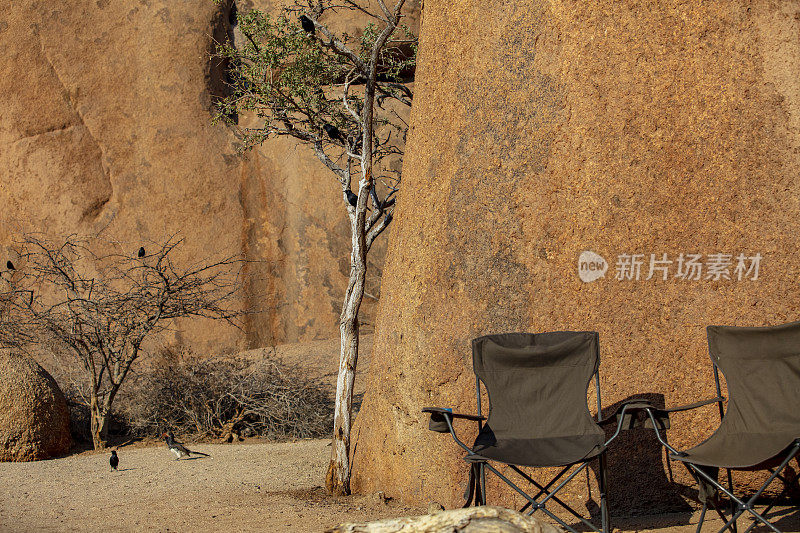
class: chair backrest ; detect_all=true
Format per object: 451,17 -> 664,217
707,321 -> 800,439
472,331 -> 601,441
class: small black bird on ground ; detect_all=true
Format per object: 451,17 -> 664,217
110,450 -> 119,471
164,432 -> 210,460
137,246 -> 145,258
6,260 -> 14,270
299,14 -> 315,34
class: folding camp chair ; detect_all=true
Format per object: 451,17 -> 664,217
423,331 -> 636,533
640,321 -> 800,533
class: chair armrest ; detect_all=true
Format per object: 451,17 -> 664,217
662,396 -> 724,413
422,407 -> 486,421
600,399 -> 670,431
422,407 -> 485,433
599,396 -> 724,432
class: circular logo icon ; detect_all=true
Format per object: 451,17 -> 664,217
578,251 -> 607,282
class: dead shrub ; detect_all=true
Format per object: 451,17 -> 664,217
120,348 -> 333,441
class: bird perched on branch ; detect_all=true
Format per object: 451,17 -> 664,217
345,189 -> 373,211
137,247 -> 145,258
6,260 -> 14,271
163,432 -> 210,460
345,189 -> 358,207
323,123 -> 342,142
299,14 -> 315,35
109,450 -> 119,471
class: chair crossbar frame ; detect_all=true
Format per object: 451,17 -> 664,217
642,407 -> 800,533
481,460 -> 597,533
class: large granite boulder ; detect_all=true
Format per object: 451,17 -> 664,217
0,350 -> 71,461
353,0 -> 800,515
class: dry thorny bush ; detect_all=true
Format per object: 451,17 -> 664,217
118,346 -> 334,441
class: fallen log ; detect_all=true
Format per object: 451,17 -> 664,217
326,505 -> 563,533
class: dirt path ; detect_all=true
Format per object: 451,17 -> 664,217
1,439 -> 799,532
0,439 -> 423,532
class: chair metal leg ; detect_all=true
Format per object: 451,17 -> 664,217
708,496 -> 735,533
479,462 -> 487,505
725,448 -> 800,533
691,442 -> 800,533
513,464 -> 582,517
517,471 -> 596,525
726,469 -> 737,533
598,452 -> 610,533
482,462 -> 586,533
697,502 -> 708,533
482,461 -> 605,533
741,469 -> 796,533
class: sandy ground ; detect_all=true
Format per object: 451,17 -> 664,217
2,438 -> 799,533
5,342 -> 800,532
0,439 -> 424,532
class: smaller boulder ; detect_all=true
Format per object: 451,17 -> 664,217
0,350 -> 71,461
369,491 -> 390,506
426,502 -> 445,514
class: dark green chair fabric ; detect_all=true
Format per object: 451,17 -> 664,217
642,321 -> 800,533
423,331 -> 635,533
468,332 -> 606,467
674,323 -> 800,469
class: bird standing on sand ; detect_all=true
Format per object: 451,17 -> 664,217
110,450 -> 119,471
164,432 -> 210,460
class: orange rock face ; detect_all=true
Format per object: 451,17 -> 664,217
0,1 -> 246,353
0,1 -> 418,351
353,0 -> 800,516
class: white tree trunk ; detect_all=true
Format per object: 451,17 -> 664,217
326,308 -> 360,493
325,0 -> 405,494
326,211 -> 368,494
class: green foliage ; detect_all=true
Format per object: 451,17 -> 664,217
360,22 -> 416,82
214,7 -> 415,155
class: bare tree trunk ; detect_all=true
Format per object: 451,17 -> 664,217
326,310 -> 359,494
325,0 -> 405,495
326,216 -> 368,495
89,396 -> 109,449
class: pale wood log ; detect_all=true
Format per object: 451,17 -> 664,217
326,506 -> 564,533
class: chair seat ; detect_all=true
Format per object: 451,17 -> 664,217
466,433 -> 606,468
670,432 -> 800,469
